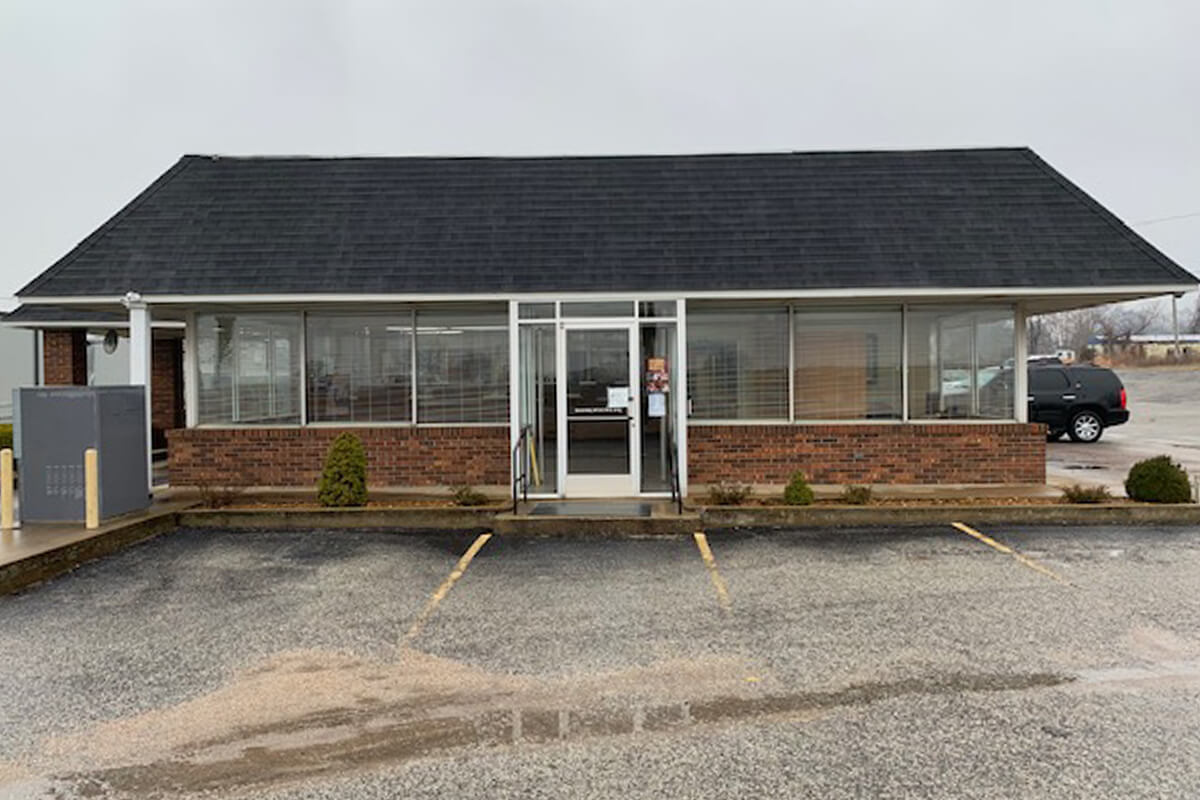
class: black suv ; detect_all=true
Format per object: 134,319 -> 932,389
1029,363 -> 1129,443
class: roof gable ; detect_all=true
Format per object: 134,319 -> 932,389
17,148 -> 1196,298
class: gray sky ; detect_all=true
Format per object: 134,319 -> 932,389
2,0 -> 1198,310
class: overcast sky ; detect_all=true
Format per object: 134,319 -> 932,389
2,0 -> 1198,310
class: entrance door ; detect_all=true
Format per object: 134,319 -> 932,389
562,324 -> 638,496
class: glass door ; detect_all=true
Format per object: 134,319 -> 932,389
562,324 -> 638,496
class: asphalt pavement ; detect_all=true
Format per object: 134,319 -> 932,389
1,525 -> 1199,799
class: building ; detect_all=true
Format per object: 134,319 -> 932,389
5,148 -> 1196,497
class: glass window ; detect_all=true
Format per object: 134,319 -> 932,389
196,313 -> 301,424
416,311 -> 509,423
519,324 -> 557,492
794,308 -> 902,419
638,301 -> 677,318
306,314 -> 412,423
518,303 -> 555,320
687,306 -> 789,420
907,307 -> 1015,420
561,301 -> 634,318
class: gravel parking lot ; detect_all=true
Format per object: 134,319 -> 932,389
1047,366 -> 1200,494
2,525 -> 1200,799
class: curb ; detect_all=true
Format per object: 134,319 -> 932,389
698,503 -> 1200,529
177,506 -> 500,532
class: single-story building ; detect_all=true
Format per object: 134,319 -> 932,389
5,148 -> 1196,497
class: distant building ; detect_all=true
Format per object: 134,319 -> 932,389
1089,333 -> 1200,360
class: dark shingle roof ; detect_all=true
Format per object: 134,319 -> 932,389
2,305 -> 127,325
18,148 -> 1195,298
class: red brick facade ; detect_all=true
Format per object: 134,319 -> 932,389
688,423 -> 1046,485
42,330 -> 87,386
168,426 -> 511,487
167,422 -> 1044,489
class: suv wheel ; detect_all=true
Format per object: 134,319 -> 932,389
1068,410 -> 1104,443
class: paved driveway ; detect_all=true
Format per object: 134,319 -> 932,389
1047,365 -> 1200,494
2,526 -> 1200,799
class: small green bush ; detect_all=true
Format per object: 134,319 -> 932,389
1125,456 -> 1193,503
707,481 -> 753,506
1061,484 -> 1113,504
840,485 -> 873,505
317,432 -> 368,507
450,485 -> 489,506
782,471 -> 814,506
0,424 -> 12,450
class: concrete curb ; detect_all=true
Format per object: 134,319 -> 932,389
699,503 -> 1200,529
0,511 -> 179,596
178,506 -> 500,532
492,513 -> 702,538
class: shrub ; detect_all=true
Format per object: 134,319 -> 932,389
782,471 -> 814,506
840,485 -> 873,505
450,485 -> 489,506
1060,484 -> 1113,504
707,481 -> 753,506
1124,455 -> 1193,503
0,424 -> 11,450
317,432 -> 368,507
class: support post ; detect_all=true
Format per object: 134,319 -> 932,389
85,447 -> 99,530
1173,293 -> 1181,363
1,448 -> 13,530
124,292 -> 153,493
1014,304 -> 1029,423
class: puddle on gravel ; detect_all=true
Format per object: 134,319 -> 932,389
1,649 -> 1072,799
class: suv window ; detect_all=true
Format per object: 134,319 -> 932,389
1030,368 -> 1070,391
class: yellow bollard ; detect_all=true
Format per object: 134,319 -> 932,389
1,449 -> 13,530
84,448 -> 99,530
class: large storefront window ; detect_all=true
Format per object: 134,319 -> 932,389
306,314 -> 413,422
907,307 -> 1015,419
416,311 -> 509,423
793,308 -> 902,420
196,313 -> 301,424
687,306 -> 789,420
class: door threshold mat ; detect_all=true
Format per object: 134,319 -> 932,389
529,501 -> 655,517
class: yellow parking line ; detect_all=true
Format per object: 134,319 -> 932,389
951,522 -> 1072,586
693,532 -> 732,611
404,532 -> 493,644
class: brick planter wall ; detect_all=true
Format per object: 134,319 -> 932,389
168,426 -> 510,488
43,330 -> 87,386
688,423 -> 1046,485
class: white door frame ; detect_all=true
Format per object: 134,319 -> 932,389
558,320 -> 640,497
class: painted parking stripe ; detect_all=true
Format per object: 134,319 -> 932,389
403,533 -> 493,644
693,532 -> 732,611
951,522 -> 1073,586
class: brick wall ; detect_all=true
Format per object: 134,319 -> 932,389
168,426 -> 511,487
688,423 -> 1046,485
42,330 -> 87,386
151,337 -> 182,447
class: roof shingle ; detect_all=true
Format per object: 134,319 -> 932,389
17,148 -> 1195,298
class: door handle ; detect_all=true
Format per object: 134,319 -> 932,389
1062,394 -> 1076,400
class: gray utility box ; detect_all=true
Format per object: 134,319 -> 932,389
14,386 -> 149,523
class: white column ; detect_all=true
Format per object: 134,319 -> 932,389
507,300 -> 521,493
1014,304 -> 1029,423
676,298 -> 688,498
125,292 -> 154,492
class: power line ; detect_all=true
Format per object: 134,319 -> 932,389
1130,210 -> 1200,227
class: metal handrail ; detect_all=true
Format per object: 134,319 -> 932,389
511,424 -> 532,513
667,421 -> 683,515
